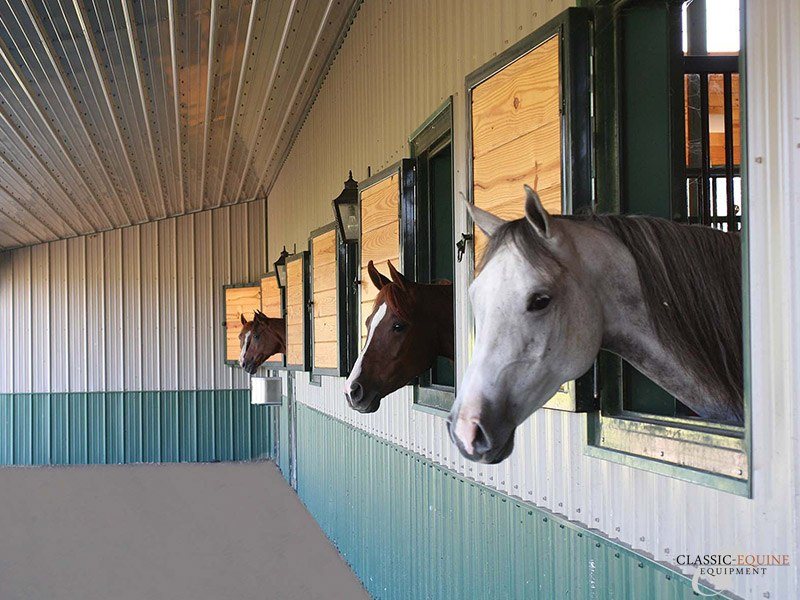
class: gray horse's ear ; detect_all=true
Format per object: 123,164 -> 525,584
463,195 -> 506,237
387,261 -> 409,290
367,260 -> 390,290
524,185 -> 552,239
240,313 -> 248,326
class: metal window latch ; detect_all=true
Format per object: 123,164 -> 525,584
456,232 -> 473,263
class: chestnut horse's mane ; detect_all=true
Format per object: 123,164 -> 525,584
374,284 -> 413,322
374,279 -> 453,324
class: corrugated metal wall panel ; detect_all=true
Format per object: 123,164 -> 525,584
0,197 -> 268,394
294,402 -> 709,599
66,236 -> 87,392
0,251 -> 13,393
265,2 -> 798,598
86,233 -> 105,392
49,240 -> 68,392
0,390 -> 273,467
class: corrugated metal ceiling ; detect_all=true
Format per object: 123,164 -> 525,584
0,0 -> 359,249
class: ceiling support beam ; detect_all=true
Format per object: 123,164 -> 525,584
254,0 -> 337,196
70,0 -> 151,222
215,0 -> 259,209
167,0 -> 186,214
0,35 -> 107,232
230,0 -> 298,206
198,0 -> 220,211
19,0 -> 133,228
121,0 -> 167,219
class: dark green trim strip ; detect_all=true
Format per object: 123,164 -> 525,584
0,390 -> 275,467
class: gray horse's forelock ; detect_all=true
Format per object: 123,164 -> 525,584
482,214 -> 743,418
480,219 -> 561,276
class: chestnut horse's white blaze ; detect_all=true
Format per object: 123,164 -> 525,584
344,302 -> 387,394
238,331 -> 251,368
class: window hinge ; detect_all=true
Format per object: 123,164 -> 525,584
456,232 -> 473,263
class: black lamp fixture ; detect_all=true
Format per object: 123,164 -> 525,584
273,246 -> 290,288
332,171 -> 360,243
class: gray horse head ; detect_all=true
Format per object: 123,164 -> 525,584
448,186 -> 602,463
449,186 -> 743,464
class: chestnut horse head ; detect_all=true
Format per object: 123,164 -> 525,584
238,311 -> 286,375
343,261 -> 454,413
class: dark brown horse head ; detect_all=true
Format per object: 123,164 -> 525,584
343,261 -> 453,413
238,311 -> 286,375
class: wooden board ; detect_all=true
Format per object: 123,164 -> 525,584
224,285 -> 261,362
259,274 -> 283,363
469,32 -> 575,412
471,34 -> 562,267
312,229 -> 338,369
285,258 -> 305,366
359,173 -> 400,345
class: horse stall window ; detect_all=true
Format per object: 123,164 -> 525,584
587,0 -> 748,493
223,283 -> 261,366
358,161 -> 414,347
466,8 -> 593,412
284,251 -> 310,371
260,272 -> 284,368
408,101 -> 456,412
309,223 -> 346,376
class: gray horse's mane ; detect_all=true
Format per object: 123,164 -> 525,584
482,214 -> 743,414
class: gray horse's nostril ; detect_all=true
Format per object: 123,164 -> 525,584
472,423 -> 491,455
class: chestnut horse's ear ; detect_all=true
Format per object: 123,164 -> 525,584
524,184 -> 552,239
240,313 -> 248,326
367,260 -> 390,290
463,197 -> 506,237
387,261 -> 409,291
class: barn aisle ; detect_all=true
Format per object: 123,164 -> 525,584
0,462 -> 368,600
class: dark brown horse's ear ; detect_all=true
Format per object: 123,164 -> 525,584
367,260 -> 390,290
387,261 -> 409,291
240,313 -> 248,326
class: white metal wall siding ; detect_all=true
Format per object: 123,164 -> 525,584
270,1 -> 798,597
0,198 -> 268,395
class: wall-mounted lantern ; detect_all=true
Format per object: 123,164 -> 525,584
274,246 -> 290,288
332,171 -> 359,243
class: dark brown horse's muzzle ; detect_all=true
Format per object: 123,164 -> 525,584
345,382 -> 381,413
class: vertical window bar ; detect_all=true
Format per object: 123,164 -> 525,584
722,72 -> 737,231
699,74 -> 712,227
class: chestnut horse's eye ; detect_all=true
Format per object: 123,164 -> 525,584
253,334 -> 261,341
527,293 -> 551,312
392,322 -> 406,332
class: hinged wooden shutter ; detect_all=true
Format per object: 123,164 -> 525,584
259,272 -> 284,367
285,252 -> 309,370
358,161 -> 413,346
466,8 -> 594,412
224,284 -> 261,364
310,225 -> 340,374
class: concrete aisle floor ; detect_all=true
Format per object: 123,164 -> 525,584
0,461 -> 368,600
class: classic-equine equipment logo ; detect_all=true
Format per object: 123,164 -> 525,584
676,554 -> 791,596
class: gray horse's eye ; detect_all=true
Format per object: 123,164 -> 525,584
527,293 -> 551,312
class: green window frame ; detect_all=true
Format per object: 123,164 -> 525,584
408,99 -> 456,414
587,0 -> 750,496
